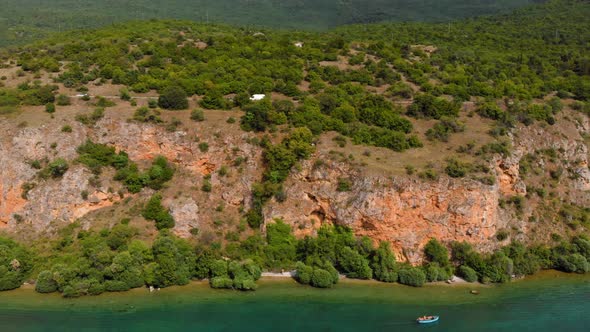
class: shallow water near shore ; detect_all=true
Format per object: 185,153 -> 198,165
0,270 -> 588,332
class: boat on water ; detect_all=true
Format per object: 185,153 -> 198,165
416,316 -> 439,324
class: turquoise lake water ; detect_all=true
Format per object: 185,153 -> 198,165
0,270 -> 588,332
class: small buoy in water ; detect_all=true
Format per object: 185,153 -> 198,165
470,290 -> 480,295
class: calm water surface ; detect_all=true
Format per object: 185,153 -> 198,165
0,270 -> 588,332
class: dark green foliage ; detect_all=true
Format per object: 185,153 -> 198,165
424,262 -> 452,282
209,259 -> 228,278
114,156 -> 175,193
39,158 -> 69,179
35,270 -> 58,293
56,94 -> 71,106
133,107 -> 162,123
0,237 -> 33,291
210,277 -> 233,289
423,239 -> 450,267
336,178 -> 352,192
0,0 -> 543,49
78,143 -> 173,193
496,230 -> 509,241
426,117 -> 465,142
207,259 -> 261,291
477,102 -> 505,120
457,265 -> 478,282
371,242 -> 398,282
264,220 -> 296,269
95,97 -> 115,108
45,102 -> 55,114
295,261 -> 339,289
144,233 -> 195,288
407,94 -> 460,119
106,224 -> 136,250
445,158 -> 471,178
146,156 -> 175,190
190,109 -> 205,122
337,246 -> 372,279
295,262 -> 313,284
77,140 -> 129,174
310,269 -> 334,288
398,268 -> 426,287
265,127 -> 314,183
198,142 -> 209,152
142,194 -> 175,230
75,108 -> 104,127
558,254 -> 589,273
158,86 -> 188,110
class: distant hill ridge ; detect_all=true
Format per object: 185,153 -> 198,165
0,0 -> 543,47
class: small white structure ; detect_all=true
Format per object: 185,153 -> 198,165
250,94 -> 266,101
294,42 -> 304,48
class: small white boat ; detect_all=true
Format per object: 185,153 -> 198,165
416,315 -> 439,324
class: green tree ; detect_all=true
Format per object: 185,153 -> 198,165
35,270 -> 58,293
458,265 -> 478,282
371,242 -> 398,282
398,267 -> 426,287
423,239 -> 450,267
310,268 -> 333,288
158,86 -> 188,110
142,194 -> 175,230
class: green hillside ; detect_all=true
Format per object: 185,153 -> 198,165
0,0 -> 540,47
0,0 -> 589,297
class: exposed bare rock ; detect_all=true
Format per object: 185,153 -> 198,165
168,197 -> 200,238
7,166 -> 121,232
265,160 -> 502,264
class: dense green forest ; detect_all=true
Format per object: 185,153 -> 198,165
0,0 -> 589,296
2,220 -> 590,296
0,0 -> 541,47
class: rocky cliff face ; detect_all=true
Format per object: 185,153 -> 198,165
264,110 -> 590,263
0,111 -> 259,239
1,107 -> 589,262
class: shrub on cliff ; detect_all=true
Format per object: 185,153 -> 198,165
38,158 -> 69,179
77,140 -> 129,174
444,158 -> 471,178
142,194 -> 175,230
398,267 -> 426,287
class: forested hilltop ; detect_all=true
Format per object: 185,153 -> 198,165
0,0 -> 589,297
0,0 -> 542,47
